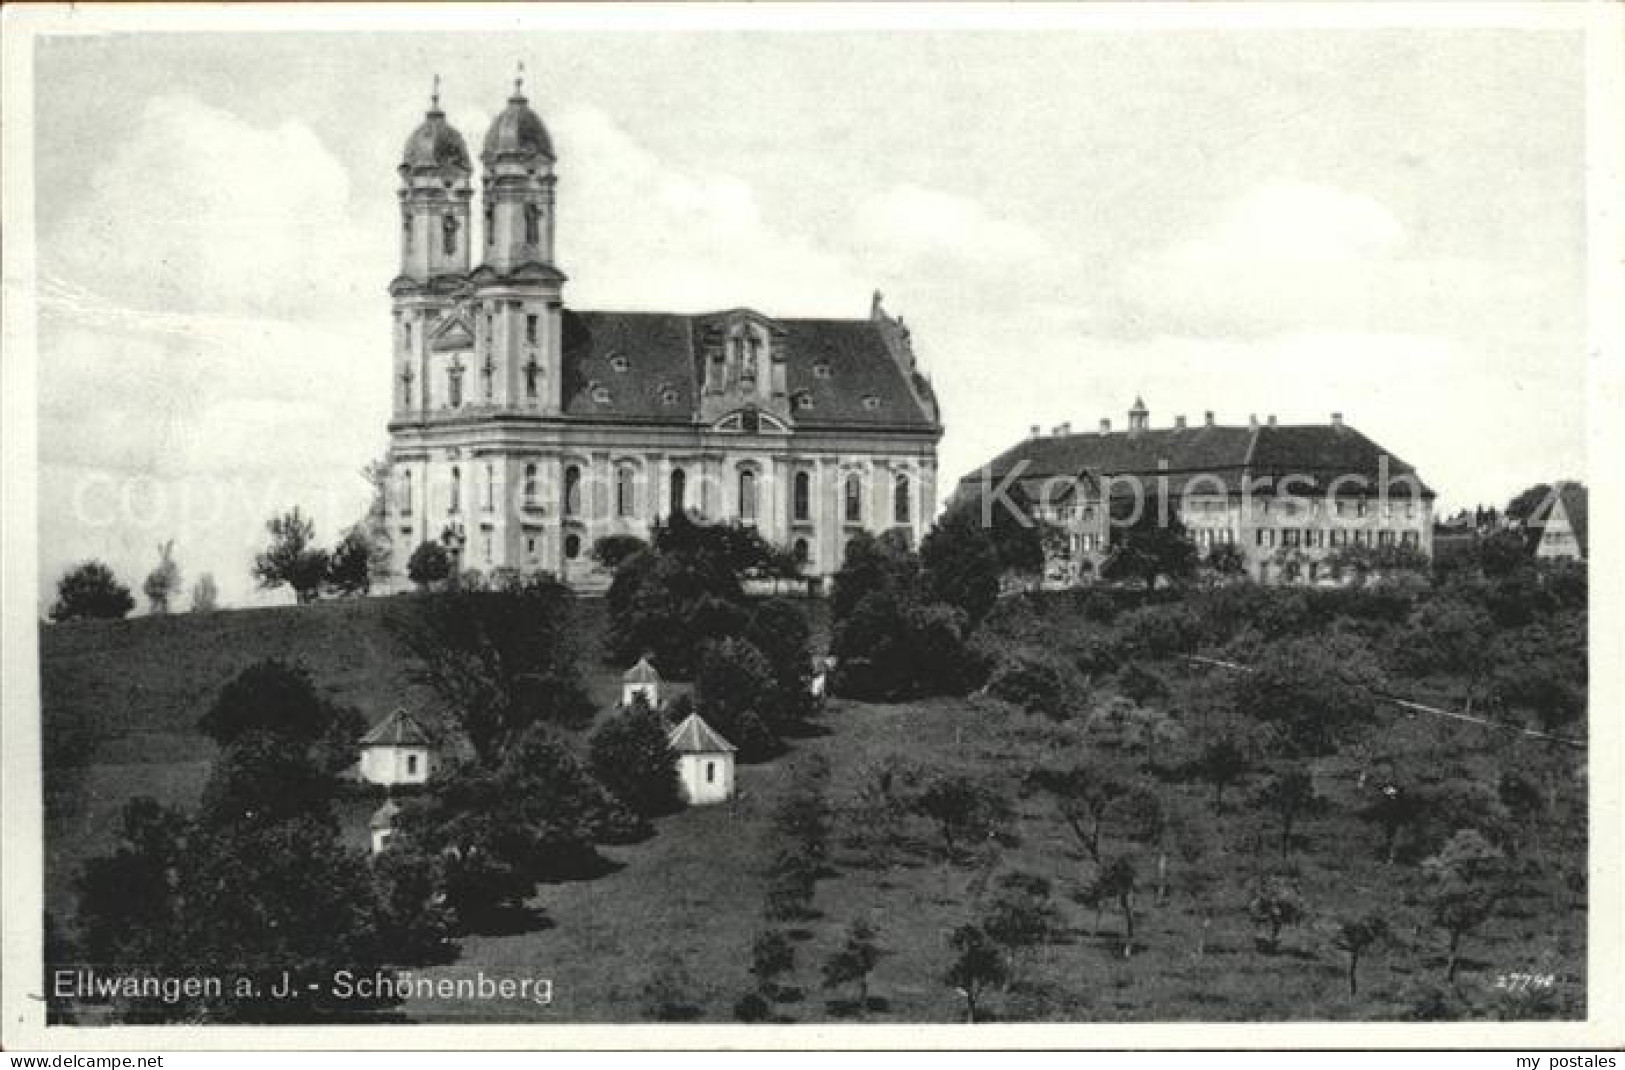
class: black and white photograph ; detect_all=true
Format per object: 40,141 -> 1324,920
1,1 -> 1620,1051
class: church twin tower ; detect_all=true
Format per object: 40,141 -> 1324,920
385,75 -> 943,590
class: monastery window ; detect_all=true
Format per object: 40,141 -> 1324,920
1401,530 -> 1419,547
616,466 -> 637,518
563,465 -> 581,517
526,536 -> 537,557
526,315 -> 539,345
894,472 -> 911,525
670,469 -> 687,514
525,203 -> 541,245
481,356 -> 494,402
844,474 -> 863,524
524,463 -> 539,506
1357,501 -> 1369,518
793,538 -> 810,566
1379,530 -> 1396,547
1404,502 -> 1416,519
449,466 -> 461,514
565,534 -> 581,560
793,471 -> 811,522
399,470 -> 413,516
442,214 -> 459,256
1283,529 -> 1301,548
739,469 -> 758,523
1255,529 -> 1275,548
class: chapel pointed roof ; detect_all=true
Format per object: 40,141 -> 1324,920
668,713 -> 736,755
360,707 -> 433,748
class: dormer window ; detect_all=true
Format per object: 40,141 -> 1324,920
609,353 -> 629,373
862,395 -> 881,411
813,362 -> 832,379
660,386 -> 680,405
793,391 -> 813,411
591,384 -> 612,404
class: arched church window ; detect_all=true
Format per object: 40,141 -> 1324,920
523,464 -> 538,506
449,467 -> 461,514
670,469 -> 687,515
484,205 -> 494,247
793,471 -> 811,522
894,472 -> 911,525
401,364 -> 414,408
442,214 -> 459,256
484,464 -> 496,512
403,321 -> 413,351
616,466 -> 637,518
481,356 -> 494,402
400,470 -> 413,516
526,315 -> 538,345
525,203 -> 541,245
447,359 -> 464,408
844,473 -> 863,524
793,538 -> 810,566
563,465 -> 581,517
739,469 -> 758,522
565,533 -> 582,560
402,212 -> 412,252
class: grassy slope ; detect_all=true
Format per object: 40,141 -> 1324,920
40,594 -> 1585,1023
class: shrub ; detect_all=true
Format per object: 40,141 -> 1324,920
49,560 -> 135,622
985,651 -> 1089,721
587,696 -> 682,817
1118,603 -> 1202,659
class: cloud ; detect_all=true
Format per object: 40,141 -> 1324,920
852,184 -> 1045,267
1117,180 -> 1409,336
44,94 -> 387,319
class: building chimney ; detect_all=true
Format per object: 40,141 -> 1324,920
1053,422 -> 1071,436
1249,413 -> 1259,431
1267,414 -> 1278,428
1174,415 -> 1187,430
1204,410 -> 1215,427
1099,418 -> 1112,434
1029,424 -> 1041,439
1331,411 -> 1344,429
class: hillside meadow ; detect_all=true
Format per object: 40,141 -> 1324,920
39,580 -> 1586,1023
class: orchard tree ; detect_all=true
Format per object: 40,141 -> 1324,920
982,870 -> 1059,979
1332,914 -> 1391,997
822,919 -> 884,1017
1253,766 -> 1325,859
252,507 -> 329,604
1232,632 -> 1386,758
1249,877 -> 1307,954
911,772 -> 1013,864
143,540 -> 181,615
749,928 -> 797,1001
49,560 -> 135,622
945,924 -> 1007,1023
1028,761 -> 1158,866
190,573 -> 219,613
1087,855 -> 1141,957
407,540 -> 452,590
1423,829 -> 1505,982
1188,718 -> 1254,809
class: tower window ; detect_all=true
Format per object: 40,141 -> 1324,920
402,212 -> 412,252
403,322 -> 413,350
400,364 -> 414,408
670,468 -> 687,514
524,463 -> 538,506
793,471 -> 811,522
449,466 -> 461,514
400,470 -> 413,516
894,472 -> 911,525
563,465 -> 582,517
484,463 -> 496,512
525,203 -> 541,245
447,358 -> 464,408
793,538 -> 810,566
739,469 -> 758,522
484,204 -> 494,246
442,214 -> 459,256
526,315 -> 538,344
844,474 -> 863,524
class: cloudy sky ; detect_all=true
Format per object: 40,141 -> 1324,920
31,21 -> 1588,609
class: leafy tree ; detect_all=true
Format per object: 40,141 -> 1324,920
822,919 -> 884,1017
912,772 -> 1013,863
920,501 -> 1003,628
143,540 -> 181,614
1231,633 -> 1385,757
1028,762 -> 1157,865
370,838 -> 454,965
1086,855 -> 1141,957
1249,878 -> 1307,954
392,573 -> 595,763
1360,779 -> 1431,864
587,694 -> 682,817
406,540 -> 452,590
1188,717 -> 1254,808
695,636 -> 782,760
252,507 -> 329,604
1332,914 -> 1390,996
1101,495 -> 1198,590
325,526 -> 376,596
831,528 -> 920,621
945,923 -> 1007,1023
763,846 -> 820,922
190,572 -> 219,612
985,650 -> 1089,720
1488,620 -> 1587,735
48,560 -> 135,622
1423,829 -> 1505,982
982,870 -> 1059,978
1203,542 -> 1248,580
749,928 -> 797,1000
592,534 -> 648,572
197,659 -> 342,748
1505,483 -> 1554,526
638,951 -> 703,1022
1394,597 -> 1493,677
1253,766 -> 1324,858
743,598 -> 815,724
1479,529 -> 1532,578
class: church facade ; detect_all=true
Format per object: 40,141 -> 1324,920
383,81 -> 943,590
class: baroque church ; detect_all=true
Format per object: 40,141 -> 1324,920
384,78 -> 943,590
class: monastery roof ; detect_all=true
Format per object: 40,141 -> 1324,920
668,713 -> 736,755
558,310 -> 939,430
965,421 -> 1433,499
360,708 -> 434,748
623,655 -> 661,684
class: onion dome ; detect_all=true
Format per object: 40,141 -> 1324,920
401,79 -> 472,172
483,70 -> 554,162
